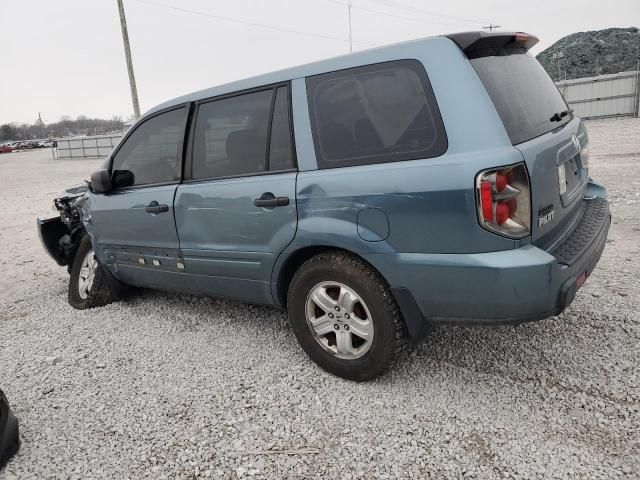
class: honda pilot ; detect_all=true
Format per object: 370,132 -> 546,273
38,31 -> 610,381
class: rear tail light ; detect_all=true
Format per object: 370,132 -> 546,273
579,144 -> 589,174
476,163 -> 531,238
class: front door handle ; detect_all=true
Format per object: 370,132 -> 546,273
254,193 -> 290,208
145,201 -> 169,214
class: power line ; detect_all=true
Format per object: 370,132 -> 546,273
365,0 -> 491,26
132,0 -> 377,46
326,0 -> 479,27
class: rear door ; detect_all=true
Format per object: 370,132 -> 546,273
174,85 -> 297,304
90,106 -> 188,288
469,45 -> 588,246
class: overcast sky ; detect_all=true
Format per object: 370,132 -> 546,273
1,0 -> 638,125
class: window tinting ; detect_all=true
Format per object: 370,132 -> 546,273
192,90 -> 273,180
268,86 -> 294,171
111,108 -> 185,187
470,51 -> 571,145
306,60 -> 447,169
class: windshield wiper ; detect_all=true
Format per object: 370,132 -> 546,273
550,108 -> 573,122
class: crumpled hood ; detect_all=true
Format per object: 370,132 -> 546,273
59,183 -> 89,200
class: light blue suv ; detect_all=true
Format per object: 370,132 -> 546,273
39,32 -> 610,380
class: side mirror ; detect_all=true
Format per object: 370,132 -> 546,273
112,170 -> 135,189
90,168 -> 112,194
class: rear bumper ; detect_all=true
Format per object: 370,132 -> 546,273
366,189 -> 610,335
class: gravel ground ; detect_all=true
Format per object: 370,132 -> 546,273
1,119 -> 639,479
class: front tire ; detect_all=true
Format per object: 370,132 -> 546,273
68,235 -> 123,309
287,251 -> 404,381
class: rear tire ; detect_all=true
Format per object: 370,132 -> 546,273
287,251 -> 404,381
68,235 -> 125,309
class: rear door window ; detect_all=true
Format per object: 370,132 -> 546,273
470,51 -> 571,145
192,90 -> 273,180
306,60 -> 447,169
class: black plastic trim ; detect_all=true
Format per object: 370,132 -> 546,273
0,389 -> 19,468
390,287 -> 431,343
37,216 -> 68,265
549,198 -> 609,266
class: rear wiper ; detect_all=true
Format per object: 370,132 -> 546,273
550,108 -> 573,122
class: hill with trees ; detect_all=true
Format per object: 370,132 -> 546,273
536,27 -> 640,81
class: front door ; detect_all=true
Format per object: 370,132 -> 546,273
91,105 -> 188,289
174,85 -> 297,304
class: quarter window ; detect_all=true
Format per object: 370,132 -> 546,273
306,60 -> 447,168
111,107 -> 185,187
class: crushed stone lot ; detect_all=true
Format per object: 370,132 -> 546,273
1,118 -> 639,479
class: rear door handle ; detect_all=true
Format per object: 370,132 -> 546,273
145,201 -> 169,214
254,193 -> 290,208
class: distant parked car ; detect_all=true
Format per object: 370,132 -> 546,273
0,144 -> 13,153
38,140 -> 53,148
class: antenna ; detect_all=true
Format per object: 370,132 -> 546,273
348,0 -> 353,53
483,24 -> 501,32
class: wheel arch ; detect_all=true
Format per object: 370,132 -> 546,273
273,244 -> 430,342
276,244 -> 394,305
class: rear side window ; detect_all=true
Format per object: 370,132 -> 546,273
470,51 -> 571,145
111,107 -> 185,187
192,90 -> 272,179
306,60 -> 447,169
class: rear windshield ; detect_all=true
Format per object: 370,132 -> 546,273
470,50 -> 570,145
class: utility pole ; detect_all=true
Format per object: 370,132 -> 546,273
552,52 -> 564,81
483,24 -> 501,32
348,0 -> 353,53
117,0 -> 141,119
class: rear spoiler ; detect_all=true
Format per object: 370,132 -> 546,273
444,31 -> 539,54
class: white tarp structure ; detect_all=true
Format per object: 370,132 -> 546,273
55,134 -> 123,159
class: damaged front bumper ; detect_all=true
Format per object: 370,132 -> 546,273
0,389 -> 19,468
37,217 -> 84,267
37,184 -> 90,267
